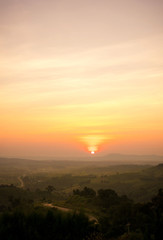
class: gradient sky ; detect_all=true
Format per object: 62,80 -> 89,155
0,0 -> 163,158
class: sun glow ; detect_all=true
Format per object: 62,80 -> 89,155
80,135 -> 108,154
0,0 -> 163,158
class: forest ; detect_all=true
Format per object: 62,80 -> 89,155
0,157 -> 163,240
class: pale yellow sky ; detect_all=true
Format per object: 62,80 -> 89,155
0,0 -> 163,158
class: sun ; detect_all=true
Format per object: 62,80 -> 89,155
80,134 -> 107,155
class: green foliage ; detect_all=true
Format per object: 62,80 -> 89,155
0,158 -> 163,239
97,189 -> 119,207
0,208 -> 97,240
46,185 -> 55,193
98,189 -> 163,240
0,157 -> 162,202
73,187 -> 96,198
0,185 -> 35,212
0,184 -> 163,240
118,232 -> 144,240
70,187 -> 163,240
88,164 -> 163,202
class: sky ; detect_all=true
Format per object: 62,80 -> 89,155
0,0 -> 163,159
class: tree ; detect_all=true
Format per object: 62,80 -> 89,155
73,187 -> 96,198
46,185 -> 55,194
82,187 -> 96,197
97,189 -> 119,208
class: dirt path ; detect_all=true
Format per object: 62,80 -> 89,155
17,176 -> 24,188
43,203 -> 71,212
43,203 -> 98,223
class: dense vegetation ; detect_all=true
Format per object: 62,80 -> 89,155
0,157 -> 162,202
0,158 -> 163,239
0,208 -> 98,240
0,184 -> 162,239
68,187 -> 163,240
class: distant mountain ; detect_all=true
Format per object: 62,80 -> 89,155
94,153 -> 163,164
0,154 -> 163,164
142,163 -> 163,177
0,157 -> 39,165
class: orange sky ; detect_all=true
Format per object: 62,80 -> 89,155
0,0 -> 163,158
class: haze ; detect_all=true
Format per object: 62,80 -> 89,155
0,0 -> 163,159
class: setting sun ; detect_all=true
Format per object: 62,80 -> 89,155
79,135 -> 108,154
0,0 -> 163,159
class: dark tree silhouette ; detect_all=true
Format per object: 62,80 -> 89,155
46,185 -> 55,193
